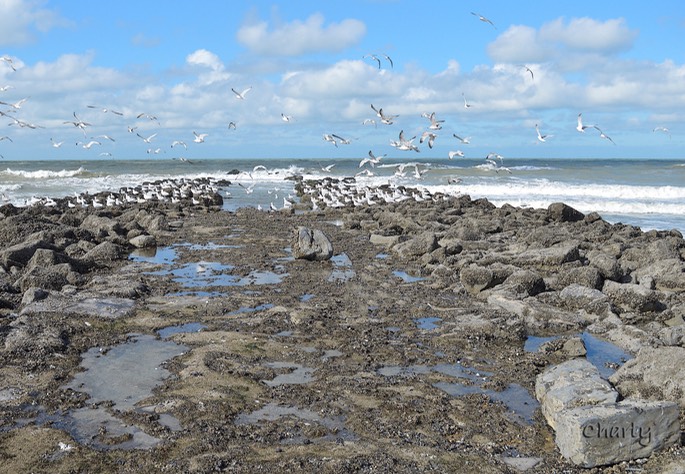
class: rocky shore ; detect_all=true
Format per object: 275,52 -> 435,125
0,176 -> 683,473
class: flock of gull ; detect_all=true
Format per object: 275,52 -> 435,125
0,10 -> 676,209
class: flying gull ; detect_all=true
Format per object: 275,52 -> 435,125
471,12 -> 496,29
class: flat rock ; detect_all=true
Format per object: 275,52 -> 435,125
554,400 -> 680,468
535,358 -> 618,430
602,280 -> 665,313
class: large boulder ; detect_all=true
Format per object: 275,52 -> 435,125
291,227 -> 333,261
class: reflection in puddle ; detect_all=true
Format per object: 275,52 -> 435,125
375,253 -> 389,259
328,253 -> 356,283
149,262 -> 286,288
434,382 -> 538,425
392,270 -> 426,283
524,331 -> 632,377
321,349 -> 343,361
378,361 -> 536,424
262,362 -> 316,387
414,317 -> 442,330
157,322 -> 206,339
235,402 -> 356,443
129,246 -> 178,265
300,293 -> 315,302
23,328 -> 196,450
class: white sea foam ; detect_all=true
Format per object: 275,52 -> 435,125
2,167 -> 89,179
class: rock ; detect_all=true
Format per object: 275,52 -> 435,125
460,263 -> 511,295
548,202 -> 585,222
291,227 -> 333,261
20,287 -> 49,306
558,284 -> 611,314
80,241 -> 128,267
503,269 -> 546,297
633,258 -> 685,291
369,233 -> 402,247
392,231 -> 438,258
129,234 -> 157,249
0,239 -> 56,268
535,358 -> 618,430
587,250 -> 623,282
557,266 -> 604,290
602,280 -> 665,313
81,214 -> 123,237
609,346 -> 685,407
16,263 -> 76,292
517,241 -> 581,267
554,400 -> 680,468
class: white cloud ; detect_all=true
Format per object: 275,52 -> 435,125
0,0 -> 71,46
540,17 -> 637,53
488,17 -> 638,64
236,13 -> 366,56
186,49 -> 223,71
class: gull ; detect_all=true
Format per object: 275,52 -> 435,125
486,152 -> 504,163
390,130 -> 420,152
228,121 -> 237,130
231,86 -> 252,100
193,131 -> 208,143
383,54 -> 394,68
137,132 -> 157,143
64,112 -> 91,135
281,113 -> 293,122
147,147 -> 163,154
0,136 -> 12,143
653,126 -> 671,139
175,157 -> 194,164
370,104 -> 399,124
171,140 -> 187,149
127,125 -> 138,133
535,124 -> 551,142
0,85 -> 13,92
321,163 -> 335,172
453,133 -> 471,144
363,54 -> 381,69
362,118 -> 377,127
87,105 -> 123,116
253,165 -> 269,173
521,65 -> 534,81
136,112 -> 159,123
359,150 -> 386,168
0,97 -> 28,110
420,131 -> 437,148
9,117 -> 43,129
423,112 -> 444,130
413,164 -> 428,179
593,125 -> 616,145
77,140 -> 101,149
96,134 -> 116,142
0,56 -> 16,71
448,150 -> 465,159
50,138 -> 63,148
355,168 -> 374,178
576,113 -> 593,133
239,183 -> 255,194
331,133 -> 351,145
99,152 -> 112,157
323,134 -> 339,147
448,177 -> 462,184
471,12 -> 496,29
462,92 -> 473,109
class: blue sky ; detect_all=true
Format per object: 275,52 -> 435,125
0,0 -> 684,161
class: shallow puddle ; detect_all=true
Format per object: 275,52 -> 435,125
149,262 -> 286,288
433,381 -> 538,425
375,253 -> 389,259
300,293 -> 315,302
129,246 -> 178,265
225,303 -> 274,316
27,326 -> 198,450
524,331 -> 632,378
328,253 -> 356,283
235,402 -> 356,443
157,322 -> 206,339
393,270 -> 426,283
262,362 -> 316,387
414,317 -> 442,330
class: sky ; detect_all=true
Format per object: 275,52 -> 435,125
0,0 -> 684,161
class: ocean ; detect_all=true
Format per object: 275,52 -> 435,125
1,156 -> 684,234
